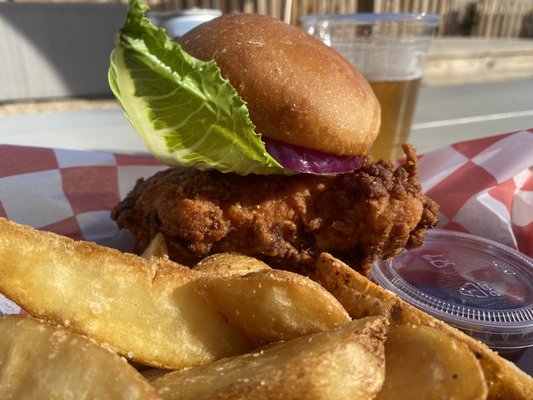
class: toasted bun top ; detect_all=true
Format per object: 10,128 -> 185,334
180,14 -> 380,156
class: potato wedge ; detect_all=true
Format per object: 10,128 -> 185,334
0,315 -> 162,400
196,268 -> 351,345
376,324 -> 487,400
150,317 -> 388,400
141,233 -> 169,259
0,218 -> 252,369
192,252 -> 271,276
314,252 -> 533,400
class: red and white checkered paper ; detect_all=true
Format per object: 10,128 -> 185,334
1,129 -> 532,314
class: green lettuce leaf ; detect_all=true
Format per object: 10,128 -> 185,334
109,0 -> 288,175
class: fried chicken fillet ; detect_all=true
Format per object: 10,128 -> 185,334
112,145 -> 438,275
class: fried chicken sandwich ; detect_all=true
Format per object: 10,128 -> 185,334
109,1 -> 438,275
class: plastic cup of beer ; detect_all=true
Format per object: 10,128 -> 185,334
300,13 -> 440,160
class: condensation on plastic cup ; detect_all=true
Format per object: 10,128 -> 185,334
370,229 -> 533,360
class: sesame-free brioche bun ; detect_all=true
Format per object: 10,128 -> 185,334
179,13 -> 381,157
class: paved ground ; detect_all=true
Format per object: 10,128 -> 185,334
0,98 -> 117,117
1,36 -> 532,116
411,77 -> 533,153
2,78 -> 532,156
1,37 -> 532,158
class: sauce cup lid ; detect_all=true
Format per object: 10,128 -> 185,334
371,229 -> 533,350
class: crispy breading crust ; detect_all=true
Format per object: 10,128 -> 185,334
112,145 -> 438,275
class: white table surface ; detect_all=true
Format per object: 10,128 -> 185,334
410,78 -> 533,153
1,78 -> 533,156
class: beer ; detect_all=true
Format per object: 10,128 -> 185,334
369,78 -> 422,161
300,13 -> 439,161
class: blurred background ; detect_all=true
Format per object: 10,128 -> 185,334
1,0 -> 533,154
1,0 -> 532,105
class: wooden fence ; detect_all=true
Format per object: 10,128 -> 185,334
135,0 -> 533,38
1,0 -> 532,101
1,0 -> 532,37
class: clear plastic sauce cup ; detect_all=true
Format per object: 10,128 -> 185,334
371,229 -> 533,371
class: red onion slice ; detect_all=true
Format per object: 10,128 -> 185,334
264,137 -> 363,175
